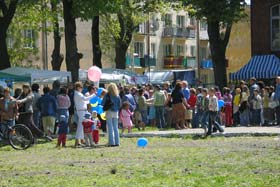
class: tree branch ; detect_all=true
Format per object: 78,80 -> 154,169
222,24 -> 232,49
0,0 -> 8,16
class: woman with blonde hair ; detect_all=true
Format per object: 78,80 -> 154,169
102,83 -> 121,146
74,81 -> 95,147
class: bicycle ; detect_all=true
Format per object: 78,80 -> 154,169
0,120 -> 34,150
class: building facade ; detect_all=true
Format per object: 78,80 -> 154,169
251,0 -> 280,57
127,10 -> 211,76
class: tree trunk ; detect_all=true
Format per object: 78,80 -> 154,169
207,21 -> 228,89
0,28 -> 11,69
51,2 -> 64,71
114,13 -> 133,69
115,43 -> 128,69
62,0 -> 82,82
91,16 -> 102,68
0,0 -> 19,69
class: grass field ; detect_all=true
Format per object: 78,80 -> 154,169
0,136 -> 280,187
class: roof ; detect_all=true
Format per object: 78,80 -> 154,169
0,67 -> 72,83
230,55 -> 280,80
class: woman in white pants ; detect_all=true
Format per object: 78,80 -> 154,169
74,82 -> 95,147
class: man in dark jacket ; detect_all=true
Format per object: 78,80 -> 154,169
37,87 -> 58,136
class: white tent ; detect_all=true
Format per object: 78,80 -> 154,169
79,68 -> 147,84
0,67 -> 72,83
145,71 -> 174,84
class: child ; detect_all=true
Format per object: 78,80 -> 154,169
82,113 -> 94,147
207,88 -> 224,136
57,115 -> 68,147
91,111 -> 101,144
120,101 -> 133,134
233,88 -> 241,126
251,89 -> 262,126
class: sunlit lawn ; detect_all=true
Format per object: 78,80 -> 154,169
0,136 -> 280,187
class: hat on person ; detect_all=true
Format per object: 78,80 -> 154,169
59,115 -> 67,122
84,113 -> 91,119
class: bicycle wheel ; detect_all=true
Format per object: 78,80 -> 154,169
9,124 -> 34,150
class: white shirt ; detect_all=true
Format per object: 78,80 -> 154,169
74,91 -> 95,111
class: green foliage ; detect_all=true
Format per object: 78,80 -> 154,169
7,0 -> 57,68
183,0 -> 246,23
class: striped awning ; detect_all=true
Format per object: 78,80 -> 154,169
230,55 -> 280,80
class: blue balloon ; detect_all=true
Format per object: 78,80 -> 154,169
90,96 -> 99,104
218,100 -> 225,109
97,88 -> 104,97
95,105 -> 103,114
137,138 -> 148,147
97,97 -> 102,105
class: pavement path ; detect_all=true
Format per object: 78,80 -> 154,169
121,126 -> 280,138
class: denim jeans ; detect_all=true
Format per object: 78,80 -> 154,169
252,109 -> 261,125
240,109 -> 250,126
0,120 -> 15,138
33,110 -> 41,128
192,109 -> 203,128
155,106 -> 165,129
208,111 -> 224,135
201,111 -> 209,129
140,110 -> 148,125
107,117 -> 120,146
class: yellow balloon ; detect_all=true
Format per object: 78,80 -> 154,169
91,101 -> 99,107
100,112 -> 106,120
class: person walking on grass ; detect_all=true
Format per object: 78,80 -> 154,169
102,83 -> 121,147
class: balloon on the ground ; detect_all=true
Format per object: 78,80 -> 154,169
137,137 -> 148,147
88,66 -> 102,82
97,88 -> 104,97
218,100 -> 224,109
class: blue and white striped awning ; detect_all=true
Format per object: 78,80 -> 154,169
230,55 -> 280,80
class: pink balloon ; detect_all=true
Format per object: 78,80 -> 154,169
88,66 -> 102,82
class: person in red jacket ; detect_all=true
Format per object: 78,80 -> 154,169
186,88 -> 197,128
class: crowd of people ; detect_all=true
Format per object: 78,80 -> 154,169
1,76 -> 280,147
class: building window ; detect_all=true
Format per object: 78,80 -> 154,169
189,17 -> 196,26
151,43 -> 156,58
271,4 -> 280,50
23,29 -> 35,48
164,44 -> 172,56
134,42 -> 144,58
164,14 -> 172,27
137,23 -> 146,34
175,45 -> 184,57
200,20 -> 207,31
190,46 -> 196,57
176,15 -> 185,28
200,47 -> 207,60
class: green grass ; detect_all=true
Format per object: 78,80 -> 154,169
1,136 -> 280,187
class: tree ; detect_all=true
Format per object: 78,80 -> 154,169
50,0 -> 64,71
62,0 -> 82,82
183,0 -> 246,88
0,0 -> 19,69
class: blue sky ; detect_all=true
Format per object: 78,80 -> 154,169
245,0 -> 250,4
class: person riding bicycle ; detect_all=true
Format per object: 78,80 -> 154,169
0,88 -> 18,138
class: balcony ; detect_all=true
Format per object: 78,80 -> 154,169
164,56 -> 184,69
126,56 -> 156,67
164,56 -> 197,69
162,27 -> 195,38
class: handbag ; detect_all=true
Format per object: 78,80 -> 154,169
269,101 -> 279,109
103,94 -> 113,111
